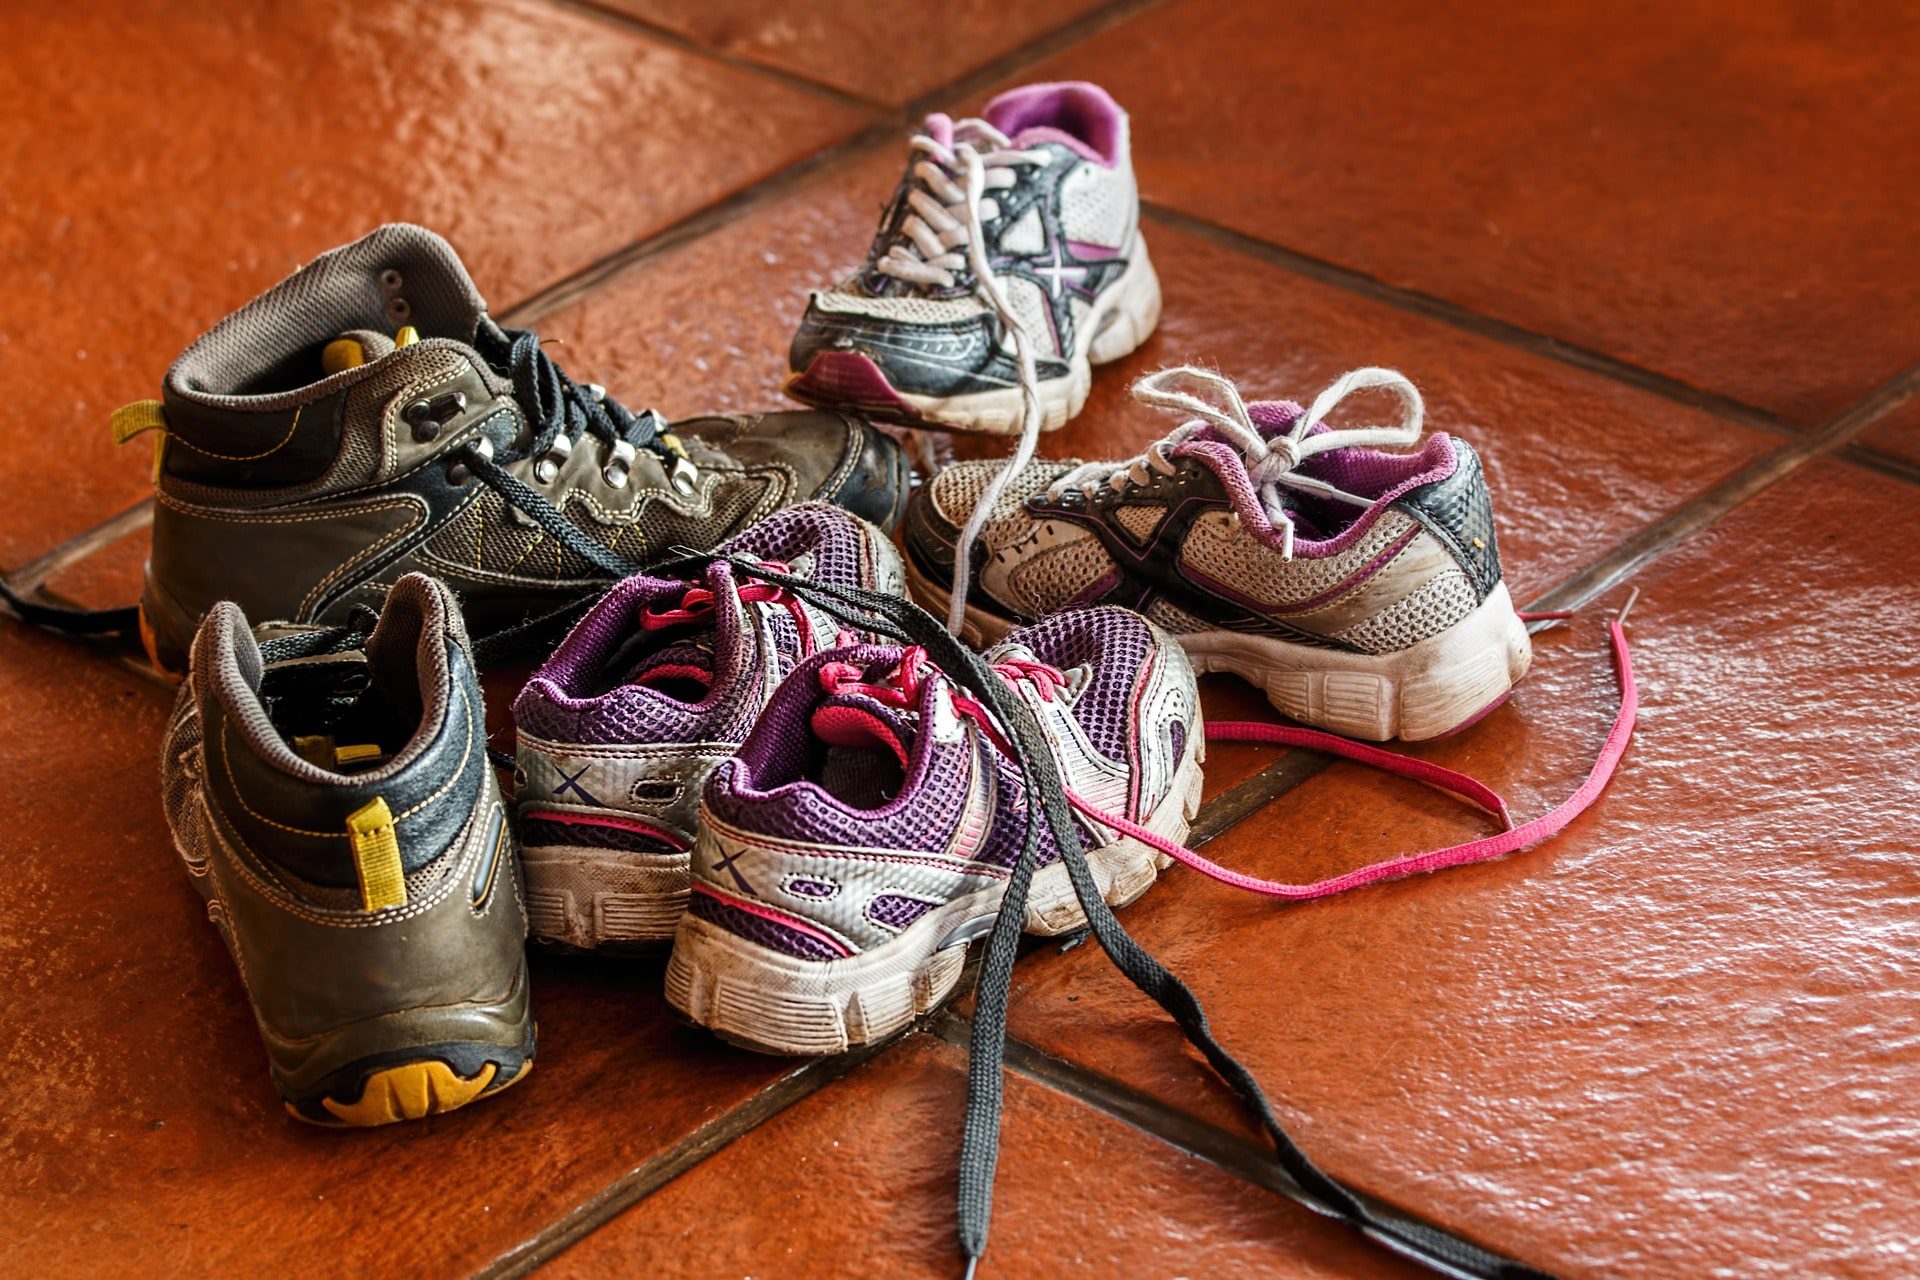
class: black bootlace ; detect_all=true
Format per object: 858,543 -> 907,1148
719,556 -> 1557,1280
455,320 -> 693,582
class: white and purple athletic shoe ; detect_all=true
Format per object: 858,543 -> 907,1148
786,81 -> 1159,437
664,606 -> 1202,1055
510,504 -> 904,952
906,366 -> 1535,740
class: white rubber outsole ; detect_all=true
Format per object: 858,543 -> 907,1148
907,558 -> 1533,742
522,845 -> 691,951
895,240 -> 1163,436
664,738 -> 1206,1057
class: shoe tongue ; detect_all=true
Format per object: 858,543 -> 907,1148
623,562 -> 744,699
921,111 -> 956,149
809,662 -> 922,772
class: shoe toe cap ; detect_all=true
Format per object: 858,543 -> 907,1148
683,409 -> 909,533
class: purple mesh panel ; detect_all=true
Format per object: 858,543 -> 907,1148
1004,607 -> 1153,764
867,894 -> 938,929
519,817 -> 680,856
689,892 -> 840,961
706,643 -> 980,856
528,572 -> 682,695
786,877 -> 838,899
1168,719 -> 1186,768
515,561 -> 765,748
720,502 -> 869,590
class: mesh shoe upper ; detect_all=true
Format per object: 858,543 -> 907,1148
686,606 -> 1196,960
907,387 -> 1507,657
140,224 -> 907,669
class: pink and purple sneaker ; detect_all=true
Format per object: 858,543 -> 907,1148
511,504 -> 904,951
664,605 -> 1201,1055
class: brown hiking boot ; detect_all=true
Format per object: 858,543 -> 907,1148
126,223 -> 908,672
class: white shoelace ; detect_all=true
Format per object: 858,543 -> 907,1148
877,121 -> 1054,636
1045,366 -> 1427,558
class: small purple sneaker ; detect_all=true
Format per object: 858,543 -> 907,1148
511,504 -> 904,951
663,605 -> 1201,1055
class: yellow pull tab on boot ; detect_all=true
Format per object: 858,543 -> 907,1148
111,400 -> 169,481
346,797 -> 408,911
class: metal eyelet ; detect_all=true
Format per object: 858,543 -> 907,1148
386,295 -> 411,323
403,391 -> 466,443
447,435 -> 493,486
670,458 -> 698,497
379,268 -> 404,292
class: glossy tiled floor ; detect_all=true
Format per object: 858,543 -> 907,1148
2,3 -> 1915,1277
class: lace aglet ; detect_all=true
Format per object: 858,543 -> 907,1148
1614,585 -> 1641,628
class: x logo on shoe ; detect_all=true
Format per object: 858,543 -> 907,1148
551,764 -> 604,807
711,841 -> 757,897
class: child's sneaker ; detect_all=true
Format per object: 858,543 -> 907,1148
161,573 -> 534,1125
127,223 -> 909,674
664,606 -> 1202,1055
786,82 -> 1158,436
904,366 -> 1532,741
510,504 -> 905,952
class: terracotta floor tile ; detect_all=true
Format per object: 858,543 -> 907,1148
0,618 -> 814,1274
547,1032 -> 1420,1278
595,0 -> 1112,106
533,145 -> 1776,604
998,0 -> 1920,425
993,459 -> 1920,1277
1855,398 -> 1920,471
0,0 -> 868,585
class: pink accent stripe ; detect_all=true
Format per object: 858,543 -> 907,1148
1068,617 -> 1635,900
691,882 -> 854,957
521,807 -> 690,852
1065,240 -> 1121,260
1275,525 -> 1421,615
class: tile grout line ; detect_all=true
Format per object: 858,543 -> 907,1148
529,0 -> 892,114
1139,201 -> 1800,441
473,1042 -> 898,1279
474,363 -> 1913,1276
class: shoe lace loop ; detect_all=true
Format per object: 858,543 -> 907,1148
1046,365 -> 1428,558
866,123 -> 1052,638
641,559 -> 816,651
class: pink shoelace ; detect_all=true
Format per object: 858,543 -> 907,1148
828,607 -> 1636,903
639,558 -> 816,652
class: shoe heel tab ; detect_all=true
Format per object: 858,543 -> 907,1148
1394,437 -> 1503,600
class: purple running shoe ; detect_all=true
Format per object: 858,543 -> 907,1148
511,504 -> 904,951
664,605 -> 1201,1055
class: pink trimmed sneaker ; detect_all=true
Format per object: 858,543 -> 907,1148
510,504 -> 903,951
905,366 -> 1533,741
664,605 -> 1201,1055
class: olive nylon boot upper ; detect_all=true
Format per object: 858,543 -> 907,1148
133,223 -> 909,671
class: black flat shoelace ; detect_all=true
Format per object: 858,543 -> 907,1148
721,556 -> 1556,1280
457,319 -> 686,583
